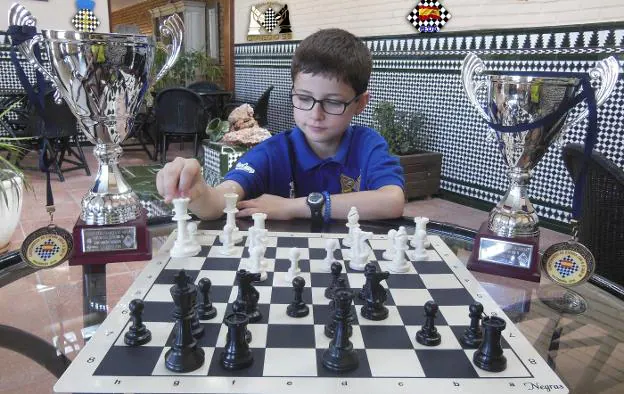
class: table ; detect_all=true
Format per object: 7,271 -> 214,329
196,90 -> 233,119
0,217 -> 622,393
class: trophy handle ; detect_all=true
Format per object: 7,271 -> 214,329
461,53 -> 490,121
564,56 -> 620,128
23,35 -> 64,104
152,13 -> 184,85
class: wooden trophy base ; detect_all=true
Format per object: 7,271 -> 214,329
468,222 -> 541,283
70,211 -> 152,266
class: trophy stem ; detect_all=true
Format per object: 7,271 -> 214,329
488,169 -> 540,238
80,143 -> 143,225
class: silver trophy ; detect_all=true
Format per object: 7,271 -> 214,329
461,53 -> 619,280
9,3 -> 183,264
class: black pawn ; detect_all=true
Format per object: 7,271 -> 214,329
461,303 -> 484,348
324,262 -> 343,299
287,276 -> 309,318
232,302 -> 252,344
322,289 -> 359,373
326,279 -> 354,338
198,278 -> 217,320
358,263 -> 377,300
165,270 -> 205,373
416,301 -> 441,346
220,312 -> 254,370
124,299 -> 151,346
473,316 -> 507,372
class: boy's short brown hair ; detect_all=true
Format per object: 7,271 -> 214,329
291,28 -> 372,96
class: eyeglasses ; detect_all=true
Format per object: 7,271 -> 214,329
290,92 -> 362,115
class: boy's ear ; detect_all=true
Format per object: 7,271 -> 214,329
354,91 -> 370,115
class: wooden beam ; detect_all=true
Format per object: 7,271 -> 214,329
222,0 -> 235,91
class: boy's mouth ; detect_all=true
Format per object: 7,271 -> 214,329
307,125 -> 326,133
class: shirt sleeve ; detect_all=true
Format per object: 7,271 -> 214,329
363,134 -> 405,190
223,144 -> 269,199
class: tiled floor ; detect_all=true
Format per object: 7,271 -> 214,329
5,143 -> 569,252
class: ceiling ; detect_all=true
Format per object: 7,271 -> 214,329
109,0 -> 150,12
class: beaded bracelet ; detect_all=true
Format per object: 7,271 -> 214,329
321,191 -> 331,224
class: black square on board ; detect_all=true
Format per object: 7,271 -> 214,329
309,272 -> 349,288
277,237 -> 309,248
359,325 -> 413,349
449,326 -> 510,348
197,245 -> 211,257
312,304 -> 359,325
242,247 -> 277,259
396,305 -> 448,326
224,303 -> 271,324
207,348 -> 265,377
315,349 -> 371,377
166,323 -> 223,348
141,301 -> 175,322
415,349 -> 478,378
429,288 -> 475,306
271,286 -> 312,305
201,257 -> 241,271
413,261 -> 453,274
155,269 -> 200,285
352,289 -> 395,307
94,346 -> 162,376
266,325 -> 316,348
213,236 -> 247,247
385,273 -> 425,289
207,285 -> 235,303
274,259 -> 310,272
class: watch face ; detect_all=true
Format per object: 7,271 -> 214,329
307,192 -> 324,206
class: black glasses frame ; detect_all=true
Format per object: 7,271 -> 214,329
290,91 -> 363,115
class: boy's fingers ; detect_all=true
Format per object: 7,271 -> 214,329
162,159 -> 185,200
237,199 -> 255,209
178,161 -> 200,195
236,208 -> 256,217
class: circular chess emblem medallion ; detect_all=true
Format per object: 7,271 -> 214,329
21,225 -> 73,269
541,241 -> 595,287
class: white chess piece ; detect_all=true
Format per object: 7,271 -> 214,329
412,229 -> 428,260
321,238 -> 340,272
248,245 -> 268,282
389,226 -> 410,273
382,229 -> 397,260
285,247 -> 301,282
170,198 -> 201,258
411,217 -> 430,248
252,212 -> 267,230
221,193 -> 243,244
220,223 -> 235,256
349,228 -> 371,271
343,206 -> 360,247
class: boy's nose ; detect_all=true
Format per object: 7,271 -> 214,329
310,102 -> 326,120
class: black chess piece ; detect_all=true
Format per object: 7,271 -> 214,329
473,316 -> 507,372
232,302 -> 252,344
189,279 -> 204,339
234,269 -> 262,323
322,289 -> 359,373
461,303 -> 484,348
327,278 -> 356,329
124,299 -> 152,346
287,276 -> 309,318
416,300 -> 442,346
165,270 -> 205,373
220,312 -> 254,370
358,263 -> 377,300
197,277 -> 217,320
360,268 -> 390,321
324,262 -> 343,299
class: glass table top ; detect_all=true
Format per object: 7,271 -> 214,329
0,217 -> 622,393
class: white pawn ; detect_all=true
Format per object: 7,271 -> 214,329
219,223 -> 235,256
170,198 -> 201,258
285,247 -> 302,282
382,229 -> 397,260
252,212 -> 267,229
349,228 -> 371,271
389,226 -> 410,273
411,217 -> 430,248
321,238 -> 340,272
343,206 -> 360,247
222,193 -> 243,244
412,229 -> 428,260
248,245 -> 268,282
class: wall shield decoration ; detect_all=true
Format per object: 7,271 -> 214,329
248,2 -> 292,41
407,0 -> 451,33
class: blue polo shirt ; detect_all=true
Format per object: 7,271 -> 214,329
223,125 -> 404,199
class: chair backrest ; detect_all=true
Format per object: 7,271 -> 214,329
187,81 -> 222,93
562,143 -> 624,286
154,87 -> 207,135
26,92 -> 79,139
253,85 -> 274,127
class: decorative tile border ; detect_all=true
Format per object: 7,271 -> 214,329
233,22 -> 624,225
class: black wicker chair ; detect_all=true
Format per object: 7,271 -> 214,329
562,143 -> 624,287
154,87 -> 209,165
224,85 -> 274,127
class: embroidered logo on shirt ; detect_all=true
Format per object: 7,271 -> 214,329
234,162 -> 255,174
340,174 -> 361,193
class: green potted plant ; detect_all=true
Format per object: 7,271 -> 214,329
373,101 -> 442,200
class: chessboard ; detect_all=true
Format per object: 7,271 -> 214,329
54,229 -> 568,393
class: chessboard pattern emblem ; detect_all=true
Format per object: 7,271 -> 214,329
407,1 -> 451,33
262,7 -> 277,32
72,9 -> 100,32
34,238 -> 61,261
55,230 -> 568,393
554,256 -> 579,278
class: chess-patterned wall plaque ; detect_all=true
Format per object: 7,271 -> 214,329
233,22 -> 624,225
248,2 -> 292,41
407,1 -> 452,33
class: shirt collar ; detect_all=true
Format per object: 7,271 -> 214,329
290,126 -> 353,171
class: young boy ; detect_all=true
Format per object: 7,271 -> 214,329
156,28 -> 405,222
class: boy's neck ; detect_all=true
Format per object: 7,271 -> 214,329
307,139 -> 340,160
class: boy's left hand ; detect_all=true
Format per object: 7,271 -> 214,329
236,194 -> 298,220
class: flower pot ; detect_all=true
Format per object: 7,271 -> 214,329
0,174 -> 24,253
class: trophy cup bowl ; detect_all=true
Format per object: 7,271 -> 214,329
460,53 -> 619,281
9,3 -> 184,264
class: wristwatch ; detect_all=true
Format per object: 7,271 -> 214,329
306,192 -> 325,226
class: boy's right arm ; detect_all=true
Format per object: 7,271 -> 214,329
156,157 -> 245,220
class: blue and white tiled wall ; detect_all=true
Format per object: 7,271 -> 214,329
233,23 -> 624,225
